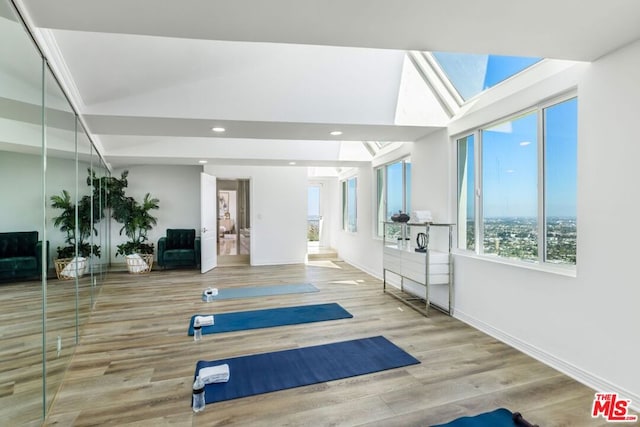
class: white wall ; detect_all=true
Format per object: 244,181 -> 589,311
0,151 -> 42,234
411,129 -> 452,225
334,166 -> 383,277
204,164 -> 308,266
111,165 -> 201,263
449,42 -> 640,406
111,164 -> 308,267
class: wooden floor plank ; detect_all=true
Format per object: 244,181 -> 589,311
1,261 -> 631,426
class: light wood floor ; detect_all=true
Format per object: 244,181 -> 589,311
0,273 -> 98,427
33,261 -> 621,426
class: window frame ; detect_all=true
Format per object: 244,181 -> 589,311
341,176 -> 357,232
456,134 -> 476,251
455,92 -> 577,269
375,157 -> 411,238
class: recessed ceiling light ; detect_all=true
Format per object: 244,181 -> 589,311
330,131 -> 343,136
211,127 -> 226,133
289,161 -> 296,165
198,160 -> 208,164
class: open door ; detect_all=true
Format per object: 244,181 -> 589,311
200,172 -> 217,273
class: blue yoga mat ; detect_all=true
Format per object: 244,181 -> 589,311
431,408 -> 519,427
194,335 -> 420,404
188,303 -> 352,335
206,283 -> 318,300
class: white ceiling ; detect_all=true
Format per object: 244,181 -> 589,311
15,0 -> 640,168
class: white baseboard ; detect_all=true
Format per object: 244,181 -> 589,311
455,309 -> 640,412
340,256 -> 381,280
250,259 -> 305,267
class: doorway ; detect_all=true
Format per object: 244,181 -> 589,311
217,179 -> 250,266
307,182 -> 335,259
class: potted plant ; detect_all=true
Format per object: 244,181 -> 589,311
50,190 -> 101,279
113,193 -> 160,273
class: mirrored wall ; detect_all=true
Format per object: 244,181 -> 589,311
0,1 -> 110,424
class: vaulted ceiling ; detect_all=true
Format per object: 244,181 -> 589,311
14,0 -> 640,169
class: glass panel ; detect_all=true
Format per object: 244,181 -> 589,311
98,152 -> 111,286
457,135 -> 475,250
0,0 -> 45,423
386,161 -> 403,220
432,52 -> 541,101
77,121 -> 94,325
347,177 -> 357,232
307,185 -> 320,242
44,66 -> 78,414
482,112 -> 538,261
544,98 -> 577,264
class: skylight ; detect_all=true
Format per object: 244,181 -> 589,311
362,141 -> 396,156
431,52 -> 541,101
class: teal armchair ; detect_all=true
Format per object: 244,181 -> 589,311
157,229 -> 200,269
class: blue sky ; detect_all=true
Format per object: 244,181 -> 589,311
386,162 -> 403,216
438,53 -> 577,219
433,52 -> 541,100
308,186 -> 320,218
482,98 -> 577,218
544,98 -> 578,217
386,162 -> 411,217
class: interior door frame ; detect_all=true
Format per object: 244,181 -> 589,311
200,172 -> 217,273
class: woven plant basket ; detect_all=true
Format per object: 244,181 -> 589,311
54,257 -> 87,280
125,253 -> 154,274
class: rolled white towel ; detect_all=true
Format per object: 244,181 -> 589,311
195,315 -> 214,326
199,364 -> 230,384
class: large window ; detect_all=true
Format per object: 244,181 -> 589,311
376,159 -> 411,236
457,96 -> 577,266
342,177 -> 357,232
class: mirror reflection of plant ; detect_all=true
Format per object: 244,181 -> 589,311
87,169 -> 160,257
87,169 -> 128,220
50,190 -> 101,259
114,193 -> 159,257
